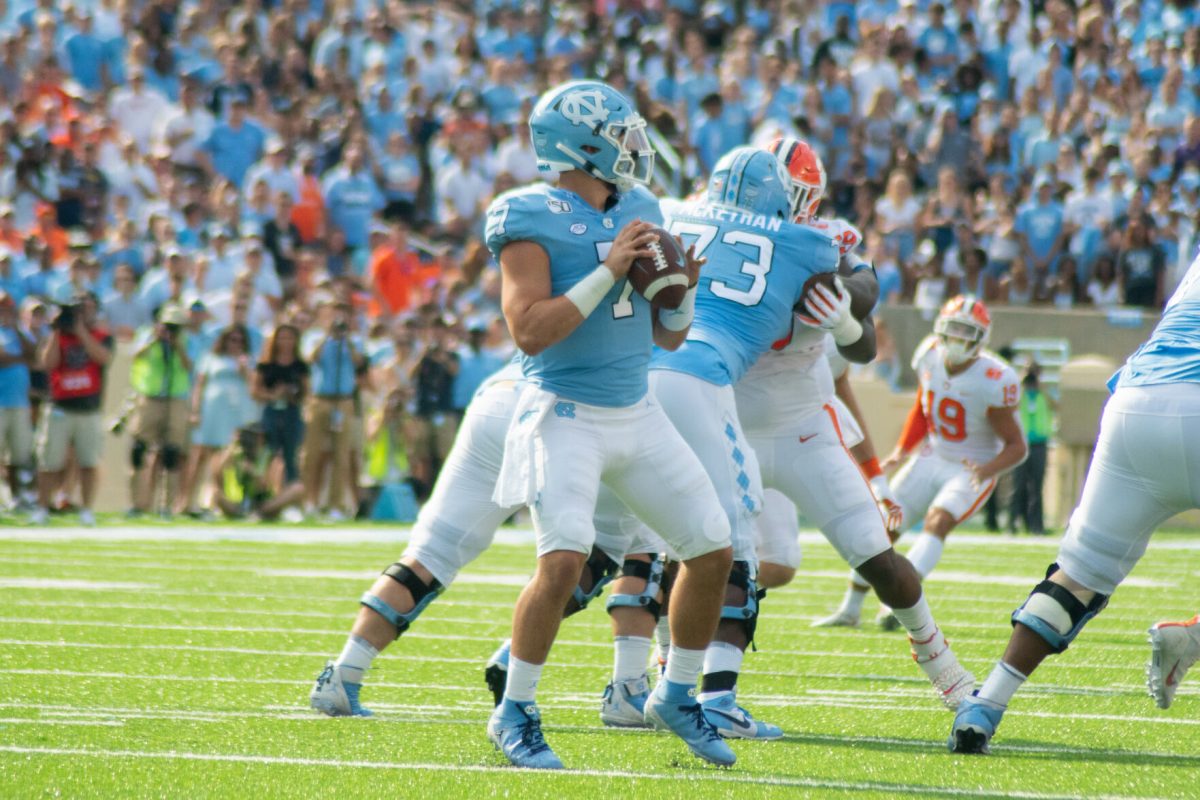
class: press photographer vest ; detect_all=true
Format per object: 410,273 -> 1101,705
49,327 -> 109,405
131,337 -> 191,398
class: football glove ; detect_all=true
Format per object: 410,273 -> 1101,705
869,474 -> 903,534
798,276 -> 863,346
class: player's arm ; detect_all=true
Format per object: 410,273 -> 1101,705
652,242 -> 704,351
835,371 -> 878,466
838,252 -> 879,319
499,221 -> 656,356
969,405 -> 1028,487
881,393 -> 929,472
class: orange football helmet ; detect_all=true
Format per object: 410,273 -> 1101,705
766,136 -> 826,222
934,295 -> 991,365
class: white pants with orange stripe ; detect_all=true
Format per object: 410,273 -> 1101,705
890,449 -> 995,528
749,403 -> 890,570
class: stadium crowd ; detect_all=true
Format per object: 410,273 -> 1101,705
0,0 -> 1195,521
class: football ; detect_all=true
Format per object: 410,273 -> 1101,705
628,227 -> 690,310
797,270 -> 838,312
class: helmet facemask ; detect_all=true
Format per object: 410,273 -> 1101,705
935,318 -> 986,366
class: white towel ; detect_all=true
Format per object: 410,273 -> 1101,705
492,385 -> 556,508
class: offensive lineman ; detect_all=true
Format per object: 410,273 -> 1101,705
648,146 -> 847,737
951,251 -> 1200,753
733,137 -> 975,710
485,79 -> 736,769
819,295 -> 1027,628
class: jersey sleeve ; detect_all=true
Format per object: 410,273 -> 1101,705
984,360 -> 1020,409
627,185 -> 665,226
484,190 -> 544,261
911,334 -> 938,372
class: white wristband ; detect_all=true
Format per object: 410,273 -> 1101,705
564,265 -> 617,318
659,285 -> 697,331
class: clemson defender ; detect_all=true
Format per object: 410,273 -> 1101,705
821,295 -> 1027,628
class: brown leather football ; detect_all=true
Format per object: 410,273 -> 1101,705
628,227 -> 690,310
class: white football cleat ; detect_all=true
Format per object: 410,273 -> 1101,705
812,608 -> 861,628
875,606 -> 901,631
1148,615 -> 1200,709
911,632 -> 975,710
599,674 -> 651,728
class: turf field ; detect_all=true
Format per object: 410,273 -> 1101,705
1,525 -> 1197,799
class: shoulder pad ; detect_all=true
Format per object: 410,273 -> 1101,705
912,334 -> 939,371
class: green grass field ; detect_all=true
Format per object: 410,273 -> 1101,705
0,525 -> 1197,799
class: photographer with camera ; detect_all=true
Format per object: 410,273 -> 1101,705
213,423 -> 305,521
127,303 -> 193,516
302,298 -> 364,519
31,289 -> 112,526
407,316 -> 459,495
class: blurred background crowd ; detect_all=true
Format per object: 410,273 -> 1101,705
0,0 -> 1195,523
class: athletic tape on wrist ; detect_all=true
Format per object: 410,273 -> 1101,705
565,265 -> 617,318
860,457 -> 882,479
832,314 -> 863,346
659,285 -> 696,331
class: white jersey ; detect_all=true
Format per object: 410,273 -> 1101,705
733,213 -> 862,433
912,335 -> 1020,463
806,216 -> 863,257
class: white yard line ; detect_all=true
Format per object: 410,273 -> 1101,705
0,744 -> 1165,799
0,668 -> 1190,726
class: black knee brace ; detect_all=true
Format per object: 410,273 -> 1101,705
360,563 -> 446,635
604,555 -> 666,620
130,439 -> 148,469
160,444 -> 183,471
569,548 -> 620,613
721,560 -> 764,645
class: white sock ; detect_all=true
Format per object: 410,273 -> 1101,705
613,635 -> 653,682
892,594 -> 939,645
697,642 -> 744,702
504,656 -> 543,704
976,661 -> 1027,707
333,635 -> 378,684
906,532 -> 944,579
655,615 -> 671,663
664,646 -> 705,687
840,575 -> 870,616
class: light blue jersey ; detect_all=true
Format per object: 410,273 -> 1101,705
1111,252 -> 1200,391
651,201 -> 840,386
484,183 -> 663,407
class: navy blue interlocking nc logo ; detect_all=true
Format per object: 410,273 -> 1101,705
554,402 -> 576,419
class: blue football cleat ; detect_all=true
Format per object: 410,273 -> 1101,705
600,674 -> 652,728
643,680 -> 736,766
484,639 -> 511,706
487,699 -> 564,769
701,692 -> 783,740
948,693 -> 1006,754
309,661 -> 373,717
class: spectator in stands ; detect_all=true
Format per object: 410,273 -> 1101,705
254,323 -> 309,487
103,264 -> 151,340
31,290 -> 111,526
1086,254 -> 1123,308
408,316 -> 458,495
1010,364 -> 1055,535
127,304 -> 192,516
303,298 -> 364,519
181,324 -> 256,517
1118,219 -> 1166,309
0,291 -> 35,510
322,144 -> 385,252
452,321 -> 504,418
201,96 -> 266,189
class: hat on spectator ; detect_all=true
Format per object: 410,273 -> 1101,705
51,282 -> 80,306
0,203 -> 12,217
159,303 -> 189,326
0,245 -> 11,261
266,138 -> 286,154
1107,163 -> 1127,179
163,245 -> 183,259
369,221 -> 390,237
188,296 -> 210,317
208,225 -> 231,239
1034,174 -> 1053,191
